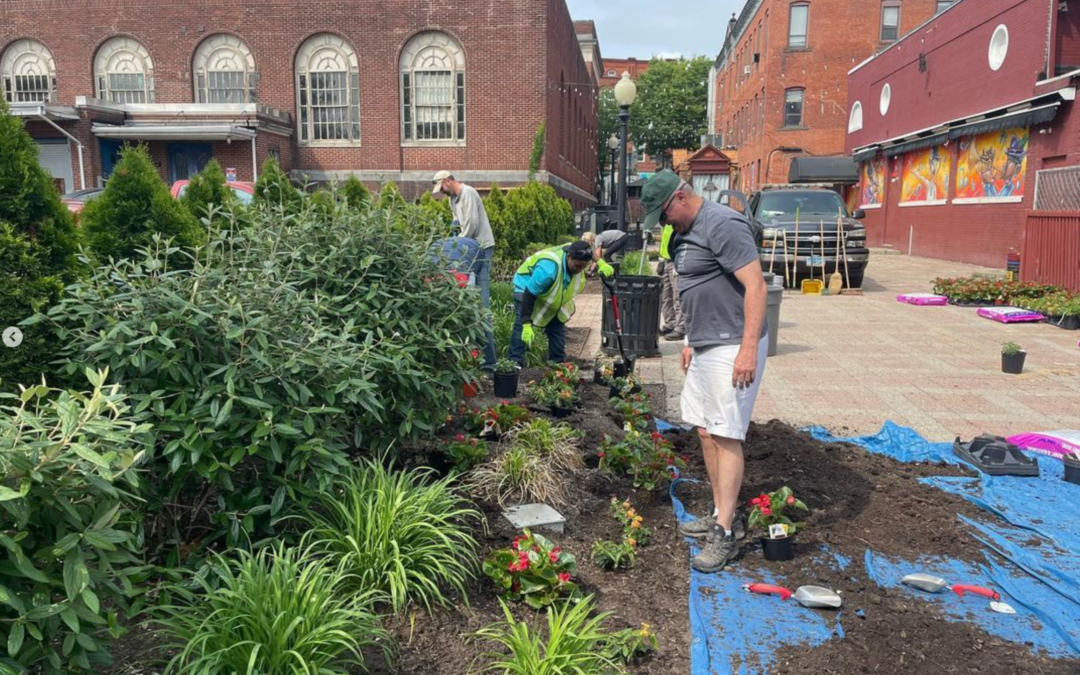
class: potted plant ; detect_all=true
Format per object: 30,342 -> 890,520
493,359 -> 520,398
1065,452 -> 1080,486
530,380 -> 579,418
608,375 -> 642,401
462,348 -> 482,397
1001,341 -> 1026,374
747,486 -> 809,562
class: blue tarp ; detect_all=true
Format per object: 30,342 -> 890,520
677,422 -> 1080,675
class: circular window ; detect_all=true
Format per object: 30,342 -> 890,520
880,84 -> 891,116
988,24 -> 1009,71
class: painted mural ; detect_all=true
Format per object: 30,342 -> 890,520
859,155 -> 885,207
955,127 -> 1029,200
900,144 -> 950,204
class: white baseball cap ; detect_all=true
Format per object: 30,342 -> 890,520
432,170 -> 453,194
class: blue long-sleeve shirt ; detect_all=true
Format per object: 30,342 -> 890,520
513,254 -> 570,297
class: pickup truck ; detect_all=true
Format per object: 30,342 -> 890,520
725,186 -> 869,289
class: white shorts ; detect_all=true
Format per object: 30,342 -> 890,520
680,336 -> 768,441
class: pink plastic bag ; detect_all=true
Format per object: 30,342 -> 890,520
976,307 -> 1044,323
1007,431 -> 1080,460
896,293 -> 948,306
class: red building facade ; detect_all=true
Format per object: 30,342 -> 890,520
1,0 -> 599,206
846,0 -> 1080,268
711,0 -> 941,192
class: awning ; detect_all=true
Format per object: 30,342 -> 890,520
883,131 -> 949,158
7,103 -> 79,121
852,147 -> 879,164
788,156 -> 859,183
91,123 -> 257,142
947,102 -> 1060,140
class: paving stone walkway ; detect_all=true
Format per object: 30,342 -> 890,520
567,251 -> 1080,442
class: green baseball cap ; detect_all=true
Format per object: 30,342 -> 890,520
640,169 -> 681,229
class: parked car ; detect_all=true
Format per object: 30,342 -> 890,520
735,185 -> 869,289
60,187 -> 105,214
170,180 -> 256,205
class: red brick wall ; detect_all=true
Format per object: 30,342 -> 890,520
600,58 -> 650,87
1,0 -> 595,202
546,0 -> 597,201
715,0 -> 939,189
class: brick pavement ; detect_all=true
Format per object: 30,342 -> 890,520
567,251 -> 1080,442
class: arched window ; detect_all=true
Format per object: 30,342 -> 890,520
2,39 -> 56,103
295,33 -> 360,145
95,37 -> 154,104
400,31 -> 465,143
848,101 -> 863,132
194,34 -> 257,104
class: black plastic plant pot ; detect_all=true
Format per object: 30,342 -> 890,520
760,536 -> 795,562
1002,351 -> 1026,375
550,406 -> 574,419
493,371 -> 519,398
613,361 -> 629,378
594,368 -> 605,385
1064,456 -> 1080,486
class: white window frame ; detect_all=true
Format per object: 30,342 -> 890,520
295,33 -> 361,147
783,88 -> 805,128
848,100 -> 864,132
881,3 -> 901,42
193,34 -> 257,104
94,37 -> 155,104
788,4 -> 809,49
400,31 -> 466,147
1,39 -> 57,104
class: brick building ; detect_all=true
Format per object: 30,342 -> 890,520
846,0 -> 1080,271
600,58 -> 651,88
1,0 -> 599,206
709,0 -> 945,193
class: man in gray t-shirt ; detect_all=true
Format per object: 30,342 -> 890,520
640,169 -> 769,574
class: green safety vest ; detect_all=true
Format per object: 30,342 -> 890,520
516,248 -> 586,327
659,225 -> 674,260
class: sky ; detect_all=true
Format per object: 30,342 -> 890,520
565,0 -> 744,61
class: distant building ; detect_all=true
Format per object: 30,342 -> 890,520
575,21 -> 602,86
600,58 -> 652,88
847,0 -> 1080,278
1,0 -> 599,206
710,0 -> 944,193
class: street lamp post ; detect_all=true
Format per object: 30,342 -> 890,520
613,72 -> 638,232
607,134 -> 619,207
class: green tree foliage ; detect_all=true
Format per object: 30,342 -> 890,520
252,157 -> 302,212
483,182 -> 573,264
377,180 -> 407,210
180,159 -> 232,223
528,121 -> 547,180
81,146 -> 203,260
0,101 -> 82,390
44,202 -> 486,552
630,56 -> 712,166
417,190 -> 452,223
0,371 -> 151,673
342,175 -> 371,210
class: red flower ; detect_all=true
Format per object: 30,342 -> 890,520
508,561 -> 520,572
471,349 -> 480,359
598,451 -> 606,458
511,536 -> 525,551
652,432 -> 663,441
761,507 -> 773,516
558,572 -> 572,584
549,551 -> 560,563
500,400 -> 510,406
455,433 -> 466,442
787,496 -> 796,505
750,497 -> 762,506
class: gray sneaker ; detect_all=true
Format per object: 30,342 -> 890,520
679,509 -> 745,541
691,525 -> 739,573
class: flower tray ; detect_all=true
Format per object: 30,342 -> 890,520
1044,315 -> 1080,331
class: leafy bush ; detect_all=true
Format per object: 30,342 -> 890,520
464,403 -> 532,438
528,121 -> 546,180
0,102 -> 82,390
610,497 -> 650,547
1018,291 -> 1080,317
153,544 -> 389,675
301,458 -> 481,612
620,249 -> 654,276
491,282 -> 548,366
529,378 -> 580,409
342,175 -> 371,210
81,146 -> 203,261
611,390 -> 652,432
482,530 -> 579,609
42,201 -> 485,551
931,276 -> 1061,305
179,159 -> 233,223
505,418 -> 582,473
600,623 -> 658,667
418,190 -> 453,223
485,182 -> 573,264
252,156 -> 302,212
590,540 -> 636,570
0,371 -> 150,673
473,596 -> 618,674
598,430 -> 686,491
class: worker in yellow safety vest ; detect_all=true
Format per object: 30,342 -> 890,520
658,224 -> 686,339
509,240 -> 600,367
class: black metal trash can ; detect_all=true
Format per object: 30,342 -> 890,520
601,275 -> 661,358
624,229 -> 643,252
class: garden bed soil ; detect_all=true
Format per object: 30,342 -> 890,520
104,368 -> 1080,675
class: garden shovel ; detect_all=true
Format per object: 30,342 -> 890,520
743,583 -> 843,609
952,584 -> 1016,614
601,275 -> 633,376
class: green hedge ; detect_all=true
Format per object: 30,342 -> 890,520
486,182 -> 574,264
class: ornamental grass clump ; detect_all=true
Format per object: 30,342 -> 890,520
153,544 -> 389,675
469,446 -> 565,506
301,457 -> 481,612
505,418 -> 583,473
